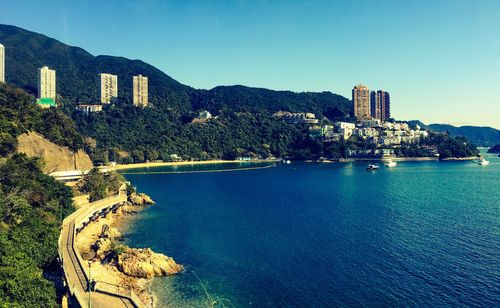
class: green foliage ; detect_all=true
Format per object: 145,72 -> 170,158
394,143 -> 434,157
80,168 -> 124,202
0,233 -> 58,308
74,108 -> 308,162
0,154 -> 74,307
110,243 -> 128,258
0,83 -> 83,153
422,133 -> 479,159
0,133 -> 17,156
0,25 -> 352,162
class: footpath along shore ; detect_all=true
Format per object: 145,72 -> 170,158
59,190 -> 141,308
61,184 -> 183,308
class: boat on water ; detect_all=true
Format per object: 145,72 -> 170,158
367,164 -> 380,171
282,159 -> 291,164
478,158 -> 489,166
385,160 -> 397,167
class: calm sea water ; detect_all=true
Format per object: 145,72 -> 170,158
122,156 -> 499,307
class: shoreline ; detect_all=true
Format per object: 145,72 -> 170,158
111,159 -> 278,171
339,156 -> 438,162
312,156 -> 478,163
110,156 -> 478,172
74,194 -> 176,306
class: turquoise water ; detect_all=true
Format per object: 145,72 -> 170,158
122,156 -> 499,307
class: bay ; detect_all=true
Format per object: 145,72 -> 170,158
122,156 -> 500,307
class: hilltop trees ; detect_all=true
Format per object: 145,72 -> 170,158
0,154 -> 74,307
0,83 -> 83,155
0,83 -> 86,307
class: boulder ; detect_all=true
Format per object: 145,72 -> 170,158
117,248 -> 183,279
128,193 -> 155,206
93,237 -> 112,259
92,224 -> 121,259
101,224 -> 121,239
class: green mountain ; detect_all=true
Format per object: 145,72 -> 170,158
0,24 -> 351,160
0,24 -> 193,112
1,24 -> 482,162
0,83 -> 83,155
407,121 -> 500,147
0,24 -> 350,116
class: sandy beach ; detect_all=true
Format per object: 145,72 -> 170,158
112,159 -> 276,171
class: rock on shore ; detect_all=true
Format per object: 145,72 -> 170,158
117,247 -> 183,279
128,193 -> 155,206
92,224 -> 122,259
91,221 -> 182,280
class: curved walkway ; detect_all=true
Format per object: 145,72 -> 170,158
59,191 -> 148,308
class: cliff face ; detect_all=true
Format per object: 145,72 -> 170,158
17,131 -> 93,173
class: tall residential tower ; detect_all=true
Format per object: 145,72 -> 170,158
38,66 -> 56,100
379,90 -> 390,121
370,90 -> 391,121
0,44 -> 5,83
370,91 -> 381,119
133,75 -> 148,107
99,73 -> 118,103
352,84 -> 370,119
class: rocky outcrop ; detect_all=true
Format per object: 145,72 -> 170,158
92,224 -> 121,259
17,131 -> 93,173
117,247 -> 183,279
128,193 -> 155,206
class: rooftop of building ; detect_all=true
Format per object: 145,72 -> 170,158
36,97 -> 56,107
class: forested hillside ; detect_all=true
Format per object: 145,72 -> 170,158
0,154 -> 74,307
0,24 -> 482,163
0,84 -> 85,306
0,24 -> 351,162
0,83 -> 83,154
407,121 -> 500,147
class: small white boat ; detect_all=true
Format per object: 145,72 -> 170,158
286,160 -> 291,164
478,158 -> 489,166
385,160 -> 397,167
367,164 -> 379,171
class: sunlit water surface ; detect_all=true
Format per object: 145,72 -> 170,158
121,156 -> 499,306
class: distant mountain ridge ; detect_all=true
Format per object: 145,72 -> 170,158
0,24 -> 351,116
0,24 -> 193,112
1,24 -> 493,160
407,121 -> 500,146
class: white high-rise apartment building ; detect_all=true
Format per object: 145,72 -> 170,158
0,44 -> 5,83
133,75 -> 148,107
38,66 -> 56,100
99,73 -> 118,103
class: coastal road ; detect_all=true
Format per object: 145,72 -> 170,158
59,193 -> 144,308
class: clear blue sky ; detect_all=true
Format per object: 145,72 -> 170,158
1,0 -> 499,128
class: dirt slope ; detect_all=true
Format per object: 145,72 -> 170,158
17,132 -> 93,173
